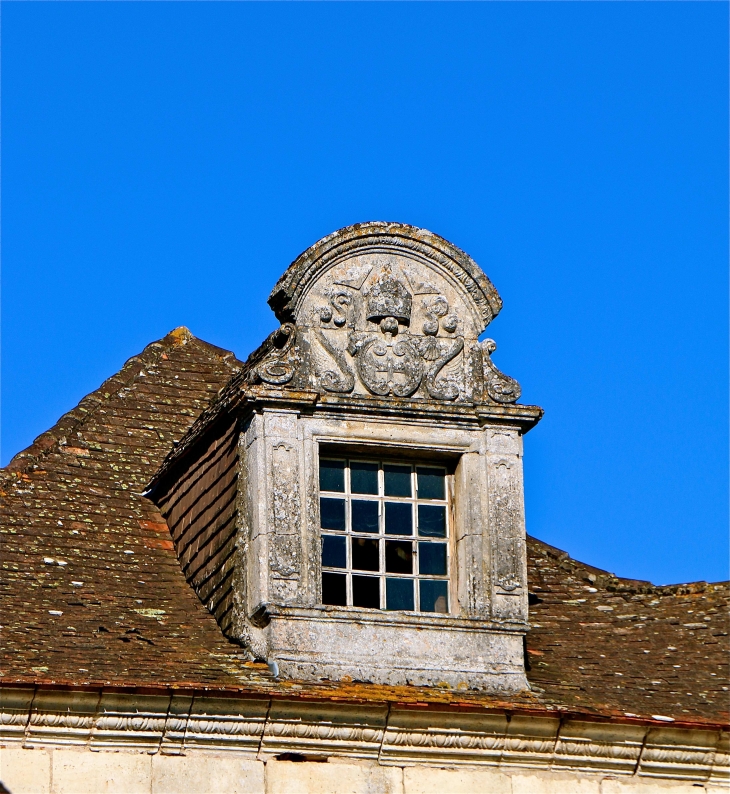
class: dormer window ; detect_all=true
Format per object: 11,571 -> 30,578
319,457 -> 451,614
150,221 -> 542,690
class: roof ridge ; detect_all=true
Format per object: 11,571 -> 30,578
528,534 -> 730,591
3,327 -> 239,475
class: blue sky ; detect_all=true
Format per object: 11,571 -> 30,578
2,2 -> 727,585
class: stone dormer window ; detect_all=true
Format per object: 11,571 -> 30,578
319,456 -> 451,613
150,222 -> 543,692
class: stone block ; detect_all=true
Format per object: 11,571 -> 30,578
403,765 -> 511,794
90,693 -> 169,752
553,720 -> 646,775
151,752 -> 264,794
501,715 -> 561,768
265,759 -> 403,794
380,708 -> 507,766
0,747 -> 51,794
184,696 -> 268,752
261,700 -> 387,759
511,771 -> 601,794
26,690 -> 99,747
0,688 -> 34,743
638,727 -> 719,781
601,780 -> 704,793
51,748 -> 151,793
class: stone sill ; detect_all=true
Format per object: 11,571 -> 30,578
264,604 -> 528,633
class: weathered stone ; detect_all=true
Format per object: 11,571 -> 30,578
151,222 -> 542,691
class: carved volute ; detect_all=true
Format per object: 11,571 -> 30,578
251,222 -> 521,404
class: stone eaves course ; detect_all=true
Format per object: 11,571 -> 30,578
0,329 -> 727,728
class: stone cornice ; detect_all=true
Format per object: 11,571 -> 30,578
1,687 -> 727,784
268,222 -> 503,330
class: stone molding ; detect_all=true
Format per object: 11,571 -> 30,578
267,222 -> 502,329
1,688 -> 727,784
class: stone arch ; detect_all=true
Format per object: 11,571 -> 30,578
268,222 -> 502,335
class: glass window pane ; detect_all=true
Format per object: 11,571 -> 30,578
351,537 -> 379,571
351,461 -> 378,494
418,504 -> 446,537
322,535 -> 346,569
417,467 -> 445,500
320,497 -> 346,531
385,502 -> 413,535
385,540 -> 413,574
386,578 -> 414,611
384,464 -> 411,497
352,500 -> 379,533
352,575 -> 380,608
420,580 -> 449,613
319,459 -> 345,492
418,542 -> 447,576
322,572 -> 347,606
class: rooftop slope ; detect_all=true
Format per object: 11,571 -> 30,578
1,331 -> 727,726
0,329 -> 269,689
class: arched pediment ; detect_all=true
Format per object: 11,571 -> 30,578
253,222 -> 520,405
268,222 -> 502,335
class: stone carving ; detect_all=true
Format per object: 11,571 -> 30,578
419,336 -> 464,401
316,270 -> 467,401
364,266 -> 412,325
251,324 -> 299,386
491,460 -> 522,593
269,442 -> 300,581
313,327 -> 355,393
318,288 -> 356,328
7,691 -> 721,781
481,339 -> 521,404
348,332 -> 423,398
238,223 -> 528,406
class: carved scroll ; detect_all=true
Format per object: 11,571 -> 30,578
313,327 -> 355,393
253,324 -> 299,386
418,336 -> 464,401
480,339 -> 521,404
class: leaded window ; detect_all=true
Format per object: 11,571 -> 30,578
319,457 -> 450,613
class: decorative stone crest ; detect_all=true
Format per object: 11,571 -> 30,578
247,223 -> 523,405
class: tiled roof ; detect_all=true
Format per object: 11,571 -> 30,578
1,330 -> 727,728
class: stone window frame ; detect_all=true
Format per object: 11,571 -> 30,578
318,455 -> 454,614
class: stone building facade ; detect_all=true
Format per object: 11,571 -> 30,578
0,224 -> 727,794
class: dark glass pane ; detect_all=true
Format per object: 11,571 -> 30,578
384,464 -> 411,497
386,578 -> 414,611
385,502 -> 413,535
385,540 -> 413,574
321,535 -> 346,569
418,542 -> 447,576
352,500 -> 379,533
351,461 -> 378,495
418,504 -> 446,537
320,497 -> 346,531
322,572 -> 347,606
420,580 -> 449,613
417,467 -> 445,500
352,575 -> 380,609
351,537 -> 379,571
319,459 -> 345,492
